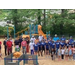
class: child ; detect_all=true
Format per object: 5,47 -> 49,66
41,40 -> 46,56
45,41 -> 49,58
65,46 -> 69,60
68,45 -> 73,60
15,45 -> 20,52
51,48 -> 55,60
61,47 -> 65,60
29,40 -> 34,55
0,41 -> 2,58
21,38 -> 27,54
33,41 -> 39,55
72,45 -> 75,61
37,41 -> 42,56
58,45 -> 61,61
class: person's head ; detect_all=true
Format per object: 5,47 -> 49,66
32,35 -> 34,38
55,34 -> 57,37
57,40 -> 59,42
40,34 -> 42,36
42,40 -> 44,43
46,40 -> 48,43
20,35 -> 22,38
10,36 -> 12,40
70,36 -> 72,39
74,45 -> 75,48
5,36 -> 7,40
16,37 -> 18,40
23,38 -> 25,41
69,45 -> 72,48
8,38 -> 10,41
62,35 -> 64,38
65,46 -> 67,49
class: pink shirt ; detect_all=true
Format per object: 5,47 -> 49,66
21,41 -> 27,47
72,48 -> 75,53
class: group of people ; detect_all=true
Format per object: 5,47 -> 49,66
29,34 -> 75,61
0,34 -> 75,61
0,36 -> 29,58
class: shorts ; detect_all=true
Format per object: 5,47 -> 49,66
65,52 -> 68,55
69,51 -> 72,56
22,46 -> 26,54
46,48 -> 49,51
42,46 -> 45,51
34,49 -> 38,52
58,53 -> 61,56
39,47 -> 42,51
0,46 -> 1,49
31,50 -> 34,55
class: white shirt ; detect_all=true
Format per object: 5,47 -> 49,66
29,43 -> 34,50
39,36 -> 43,41
61,49 -> 65,54
30,38 -> 36,43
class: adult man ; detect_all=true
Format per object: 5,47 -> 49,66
60,35 -> 66,42
53,34 -> 59,42
69,36 -> 74,47
19,36 -> 23,48
3,36 -> 8,56
6,38 -> 12,55
38,34 -> 43,42
30,36 -> 36,43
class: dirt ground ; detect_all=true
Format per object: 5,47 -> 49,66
0,39 -> 75,65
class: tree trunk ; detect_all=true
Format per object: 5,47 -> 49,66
38,9 -> 41,25
12,9 -> 18,32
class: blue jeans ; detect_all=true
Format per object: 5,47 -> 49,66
73,53 -> 75,60
22,46 -> 26,54
31,50 -> 34,55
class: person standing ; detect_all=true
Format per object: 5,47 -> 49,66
60,35 -> 66,42
3,36 -> 8,56
72,45 -> 75,61
53,34 -> 59,42
14,37 -> 20,53
6,38 -> 12,55
19,36 -> 23,48
26,37 -> 30,53
38,34 -> 43,42
30,36 -> 36,43
21,38 -> 27,54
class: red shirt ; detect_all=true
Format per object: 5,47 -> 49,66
0,41 -> 2,46
21,41 -> 27,47
6,41 -> 12,48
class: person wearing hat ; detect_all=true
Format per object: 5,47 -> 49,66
53,34 -> 59,42
60,35 -> 66,42
30,35 -> 36,43
38,34 -> 43,42
69,36 -> 74,47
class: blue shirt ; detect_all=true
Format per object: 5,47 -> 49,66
48,41 -> 52,47
60,38 -> 66,41
45,43 -> 49,49
41,42 -> 45,47
53,37 -> 59,42
60,42 -> 65,47
69,39 -> 74,44
34,44 -> 38,51
55,42 -> 60,49
38,42 -> 42,48
52,42 -> 56,49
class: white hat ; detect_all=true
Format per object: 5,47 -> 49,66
55,34 -> 57,36
32,35 -> 34,37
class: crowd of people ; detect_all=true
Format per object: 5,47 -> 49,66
0,34 -> 75,61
